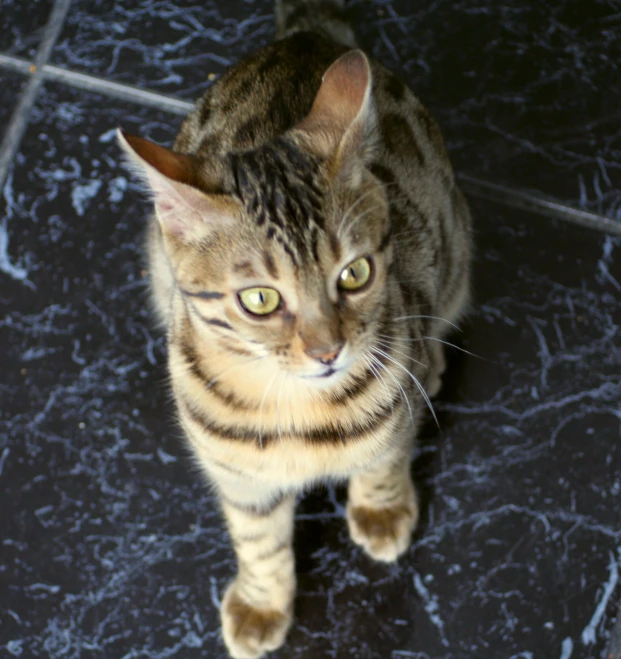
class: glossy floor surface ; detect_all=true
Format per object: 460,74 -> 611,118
1,2 -> 620,658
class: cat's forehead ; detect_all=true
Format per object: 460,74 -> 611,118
230,139 -> 325,261
228,139 -> 380,268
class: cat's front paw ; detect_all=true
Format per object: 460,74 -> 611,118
346,499 -> 418,563
221,581 -> 293,659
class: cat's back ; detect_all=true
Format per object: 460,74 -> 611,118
174,31 -> 449,181
175,32 -> 347,154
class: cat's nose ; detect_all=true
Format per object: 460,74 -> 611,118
305,343 -> 343,366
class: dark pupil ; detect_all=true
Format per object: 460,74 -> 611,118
349,266 -> 356,279
259,291 -> 265,304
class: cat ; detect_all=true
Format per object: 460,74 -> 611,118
118,0 -> 472,657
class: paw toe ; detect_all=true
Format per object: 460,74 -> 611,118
222,584 -> 292,659
347,502 -> 418,563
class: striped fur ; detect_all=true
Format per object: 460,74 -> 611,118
120,2 -> 472,657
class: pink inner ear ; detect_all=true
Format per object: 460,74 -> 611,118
302,50 -> 371,134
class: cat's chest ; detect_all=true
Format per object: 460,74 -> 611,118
188,414 -> 404,488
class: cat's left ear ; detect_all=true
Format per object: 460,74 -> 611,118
294,50 -> 376,184
117,130 -> 237,242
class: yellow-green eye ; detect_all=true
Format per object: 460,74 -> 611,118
338,257 -> 372,291
238,287 -> 281,316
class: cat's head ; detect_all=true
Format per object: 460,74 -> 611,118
119,50 -> 393,387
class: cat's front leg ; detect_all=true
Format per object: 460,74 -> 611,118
346,447 -> 418,563
217,482 -> 296,659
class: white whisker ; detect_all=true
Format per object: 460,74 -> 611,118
337,186 -> 382,237
343,202 -> 389,237
361,353 -> 392,402
371,346 -> 439,429
375,338 -> 427,369
417,336 -> 484,360
337,182 -> 404,238
391,315 -> 462,332
366,351 -> 413,425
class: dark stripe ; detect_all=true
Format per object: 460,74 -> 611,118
201,317 -> 234,331
177,317 -> 255,411
282,241 -> 299,268
181,389 -> 401,447
210,458 -> 248,476
262,250 -> 279,279
181,288 -> 225,301
371,481 -> 398,493
437,209 -> 451,287
378,228 -> 392,252
221,492 -> 285,517
235,532 -> 268,544
327,305 -> 398,405
415,106 -> 447,156
412,287 -> 433,317
235,116 -> 262,149
327,365 -> 376,405
381,112 -> 425,167
328,231 -> 341,260
377,491 -> 404,506
224,343 -> 254,358
198,99 -> 211,126
370,162 -> 397,187
384,75 -> 406,102
233,261 -> 257,277
327,349 -> 396,405
256,542 -> 288,561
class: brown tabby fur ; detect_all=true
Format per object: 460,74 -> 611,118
118,1 -> 472,657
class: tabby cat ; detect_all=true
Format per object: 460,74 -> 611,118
118,0 -> 472,657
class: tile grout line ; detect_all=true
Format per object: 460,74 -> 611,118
458,175 -> 621,237
0,0 -> 73,194
0,54 -> 194,116
0,54 -> 620,237
46,64 -> 194,115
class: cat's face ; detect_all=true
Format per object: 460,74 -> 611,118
171,163 -> 391,386
119,49 -> 391,388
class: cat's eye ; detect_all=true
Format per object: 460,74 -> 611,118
238,287 -> 281,316
338,257 -> 372,291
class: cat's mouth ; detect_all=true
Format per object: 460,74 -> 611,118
300,366 -> 340,380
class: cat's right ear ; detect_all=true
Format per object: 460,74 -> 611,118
117,129 -> 237,241
293,50 -> 376,184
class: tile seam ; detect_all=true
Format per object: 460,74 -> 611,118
44,64 -> 194,115
0,0 -> 73,193
0,55 -> 194,115
458,175 -> 621,237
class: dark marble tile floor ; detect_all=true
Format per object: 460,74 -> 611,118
1,2 -> 620,659
0,73 -> 26,126
0,0 -> 53,58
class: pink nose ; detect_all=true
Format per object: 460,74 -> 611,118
304,344 -> 343,366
